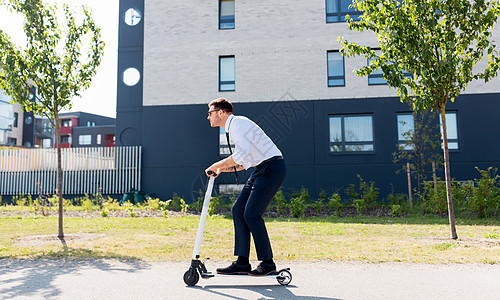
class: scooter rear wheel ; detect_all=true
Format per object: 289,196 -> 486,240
183,269 -> 200,286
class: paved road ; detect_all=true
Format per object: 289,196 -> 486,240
0,259 -> 499,299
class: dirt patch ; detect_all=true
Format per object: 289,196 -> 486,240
418,236 -> 500,247
14,233 -> 105,247
1,209 -> 188,218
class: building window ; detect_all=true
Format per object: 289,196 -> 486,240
124,8 -> 142,26
219,183 -> 245,195
7,137 -> 17,146
326,0 -> 363,23
97,134 -> 102,145
13,112 -> 18,128
219,0 -> 235,29
61,135 -> 71,144
61,119 -> 72,127
329,115 -> 374,152
105,134 -> 115,143
123,67 -> 141,86
367,50 -> 386,85
219,56 -> 235,91
79,135 -> 92,145
368,49 -> 412,85
42,138 -> 51,148
219,127 -> 235,155
440,112 -> 459,150
327,51 -> 345,87
397,113 -> 414,150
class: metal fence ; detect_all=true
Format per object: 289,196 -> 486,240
0,146 -> 141,196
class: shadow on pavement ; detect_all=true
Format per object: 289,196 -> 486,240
189,284 -> 341,300
0,251 -> 149,299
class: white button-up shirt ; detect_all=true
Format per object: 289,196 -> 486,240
225,114 -> 282,170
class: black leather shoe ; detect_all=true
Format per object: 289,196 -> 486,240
216,261 -> 251,274
248,261 -> 276,276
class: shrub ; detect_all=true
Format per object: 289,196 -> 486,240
101,204 -> 109,217
272,189 -> 287,215
169,193 -> 183,211
390,205 -> 401,217
47,194 -> 70,208
328,193 -> 342,217
82,196 -> 93,211
353,198 -> 365,214
350,175 -> 380,214
34,193 -> 50,216
146,197 -> 160,210
105,197 -> 120,210
470,167 -> 500,218
94,192 -> 104,209
289,187 -> 308,218
228,194 -> 238,208
344,184 -> 359,204
311,190 -> 327,214
123,202 -> 136,217
451,181 -> 473,215
14,193 -> 27,207
72,196 -> 83,207
208,195 -> 222,216
421,180 -> 448,214
387,191 -> 407,206
180,198 -> 189,213
158,200 -> 172,217
358,175 -> 379,207
311,199 -> 322,214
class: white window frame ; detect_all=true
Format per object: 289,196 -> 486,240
79,134 -> 92,146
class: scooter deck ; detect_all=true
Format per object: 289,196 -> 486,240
201,270 -> 285,279
199,268 -> 292,286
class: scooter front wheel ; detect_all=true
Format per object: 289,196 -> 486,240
183,268 -> 200,286
277,269 -> 292,286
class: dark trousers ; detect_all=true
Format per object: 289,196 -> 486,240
232,159 -> 286,261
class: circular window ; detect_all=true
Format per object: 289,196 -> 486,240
124,8 -> 142,26
123,68 -> 141,86
25,116 -> 33,125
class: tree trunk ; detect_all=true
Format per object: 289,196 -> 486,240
439,110 -> 458,240
55,110 -> 64,239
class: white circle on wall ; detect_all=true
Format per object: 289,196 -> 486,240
124,8 -> 142,26
123,68 -> 141,86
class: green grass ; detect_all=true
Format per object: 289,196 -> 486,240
0,213 -> 499,264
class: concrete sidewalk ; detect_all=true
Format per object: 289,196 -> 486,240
0,259 -> 499,299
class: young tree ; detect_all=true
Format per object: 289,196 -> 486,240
393,106 -> 442,196
0,0 -> 104,238
339,0 -> 500,239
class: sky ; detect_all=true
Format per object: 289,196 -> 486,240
0,0 -> 119,118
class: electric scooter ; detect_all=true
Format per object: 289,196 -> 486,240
183,171 -> 292,286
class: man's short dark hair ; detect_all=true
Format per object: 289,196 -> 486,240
209,98 -> 233,112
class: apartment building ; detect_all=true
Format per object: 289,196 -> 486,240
53,112 -> 116,148
116,0 -> 500,201
0,88 -> 35,147
0,89 -> 115,148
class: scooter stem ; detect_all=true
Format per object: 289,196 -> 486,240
192,175 -> 215,259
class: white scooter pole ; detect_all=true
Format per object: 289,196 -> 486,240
192,175 -> 215,259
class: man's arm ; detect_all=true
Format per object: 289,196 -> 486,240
205,155 -> 244,176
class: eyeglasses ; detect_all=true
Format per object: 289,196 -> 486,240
207,109 -> 221,116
